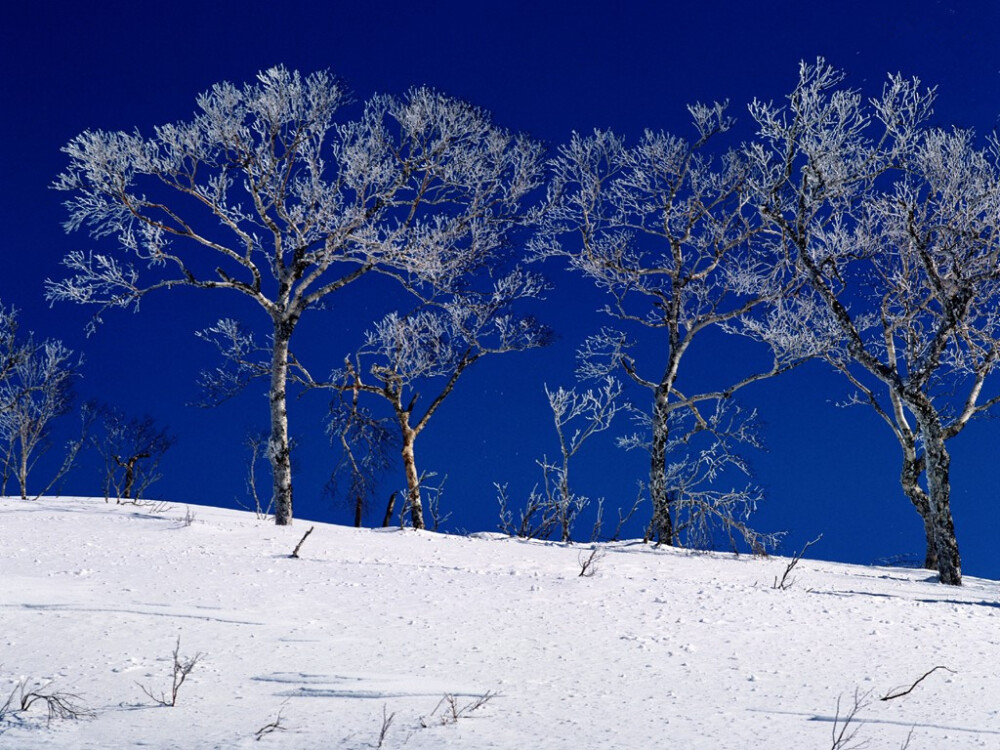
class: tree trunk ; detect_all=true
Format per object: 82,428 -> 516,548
117,453 -> 148,501
269,324 -> 294,526
558,461 -> 572,543
913,411 -> 962,585
920,511 -> 939,571
353,492 -> 363,528
649,386 -> 673,544
382,492 -> 396,527
123,460 -> 135,500
18,435 -> 28,500
899,452 -> 937,570
399,421 -> 425,530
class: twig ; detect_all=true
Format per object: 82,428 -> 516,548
881,666 -> 956,701
773,533 -> 823,590
830,688 -> 870,750
374,703 -> 395,748
578,546 -> 605,577
290,526 -> 315,559
254,699 -> 289,740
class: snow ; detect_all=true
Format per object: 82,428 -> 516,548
2,497 -> 999,748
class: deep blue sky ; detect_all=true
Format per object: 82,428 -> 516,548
4,1 -> 1000,576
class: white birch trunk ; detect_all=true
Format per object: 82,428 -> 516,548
399,419 -> 425,530
269,323 -> 294,526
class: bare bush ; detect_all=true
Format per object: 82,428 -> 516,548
88,403 -> 174,502
420,690 -> 497,728
137,636 -> 203,707
0,314 -> 80,499
496,481 -> 559,540
0,677 -> 95,727
828,687 -> 915,750
829,688 -> 871,750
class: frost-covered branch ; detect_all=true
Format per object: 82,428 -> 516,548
500,378 -> 628,542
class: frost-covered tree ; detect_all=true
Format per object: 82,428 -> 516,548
47,67 -> 544,525
747,59 -> 1000,585
330,270 -> 550,529
0,333 -> 78,499
497,377 -> 628,542
533,109 -> 806,544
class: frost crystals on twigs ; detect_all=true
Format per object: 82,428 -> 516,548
498,377 -> 627,542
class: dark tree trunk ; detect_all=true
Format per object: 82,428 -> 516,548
899,453 -> 937,570
382,492 -> 396,528
913,409 -> 962,585
116,452 -> 150,500
353,492 -> 363,528
649,386 -> 673,544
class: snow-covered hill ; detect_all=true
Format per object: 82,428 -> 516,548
2,497 -> 998,748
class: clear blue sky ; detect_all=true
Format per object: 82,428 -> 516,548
4,1 -> 1000,575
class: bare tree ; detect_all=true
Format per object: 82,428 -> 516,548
331,271 -> 550,529
747,59 -> 1000,585
0,332 -> 78,499
89,403 -> 175,502
533,112 -> 807,543
0,305 -> 26,389
48,67 -> 544,525
0,307 -> 35,495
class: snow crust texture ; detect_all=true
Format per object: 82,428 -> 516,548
2,497 -> 999,748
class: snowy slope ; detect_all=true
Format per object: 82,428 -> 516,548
1,497 -> 998,749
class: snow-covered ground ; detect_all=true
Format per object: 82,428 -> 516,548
2,496 -> 998,749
